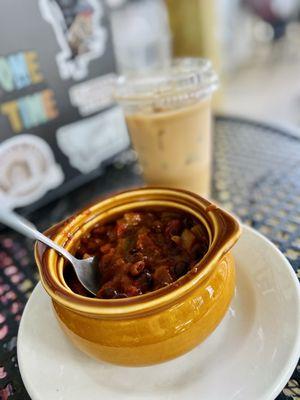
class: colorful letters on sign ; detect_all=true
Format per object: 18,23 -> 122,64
0,51 -> 59,133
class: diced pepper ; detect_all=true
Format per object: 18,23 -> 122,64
181,229 -> 196,252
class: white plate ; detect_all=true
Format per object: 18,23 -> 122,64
18,225 -> 300,400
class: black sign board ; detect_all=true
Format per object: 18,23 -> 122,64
0,0 -> 129,212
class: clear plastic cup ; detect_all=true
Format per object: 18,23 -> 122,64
115,58 -> 218,197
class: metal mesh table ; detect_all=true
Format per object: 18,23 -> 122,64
0,116 -> 299,399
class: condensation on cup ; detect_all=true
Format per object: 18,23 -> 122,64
115,58 -> 218,198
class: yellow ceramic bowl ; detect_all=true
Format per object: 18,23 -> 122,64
35,187 -> 241,366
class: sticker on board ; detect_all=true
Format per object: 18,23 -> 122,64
56,106 -> 129,173
69,73 -> 116,116
39,0 -> 107,80
0,134 -> 64,209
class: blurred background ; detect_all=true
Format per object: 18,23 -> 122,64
1,3 -> 300,398
1,0 -> 300,212
108,0 -> 300,132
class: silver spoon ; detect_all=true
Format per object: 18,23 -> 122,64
0,208 -> 99,296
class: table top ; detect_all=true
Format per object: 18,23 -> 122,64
0,116 -> 299,400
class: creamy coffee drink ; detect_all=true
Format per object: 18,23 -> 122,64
126,98 -> 212,196
116,58 -> 218,197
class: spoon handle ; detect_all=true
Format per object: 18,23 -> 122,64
0,208 -> 75,264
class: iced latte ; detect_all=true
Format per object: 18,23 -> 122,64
116,58 -> 218,197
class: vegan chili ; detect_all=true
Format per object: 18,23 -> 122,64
72,208 -> 209,299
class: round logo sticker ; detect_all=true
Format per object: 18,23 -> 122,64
0,134 -> 64,209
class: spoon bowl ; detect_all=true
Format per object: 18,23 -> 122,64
0,208 -> 99,296
70,256 -> 100,295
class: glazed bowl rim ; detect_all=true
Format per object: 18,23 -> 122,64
34,187 -> 241,317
